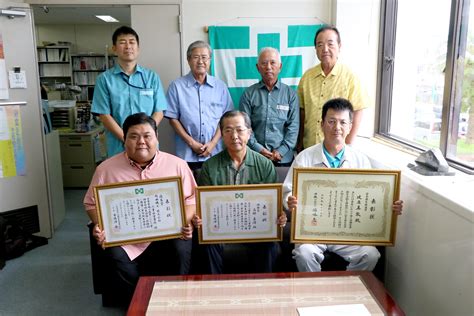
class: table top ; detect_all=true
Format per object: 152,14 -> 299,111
127,271 -> 404,316
57,125 -> 103,136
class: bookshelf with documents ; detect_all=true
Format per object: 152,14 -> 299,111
71,54 -> 116,101
37,46 -> 72,86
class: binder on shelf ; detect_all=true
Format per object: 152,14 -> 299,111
48,48 -> 58,61
71,53 -> 115,102
38,48 -> 47,62
37,46 -> 72,87
59,49 -> 68,62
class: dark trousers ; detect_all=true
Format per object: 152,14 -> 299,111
187,162 -> 204,181
206,242 -> 278,274
187,161 -> 204,171
272,161 -> 292,167
104,238 -> 191,306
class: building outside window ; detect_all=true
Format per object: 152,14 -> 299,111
378,0 -> 473,173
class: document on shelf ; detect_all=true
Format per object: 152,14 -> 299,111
297,303 -> 371,316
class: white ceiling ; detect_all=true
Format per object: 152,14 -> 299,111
32,5 -> 131,25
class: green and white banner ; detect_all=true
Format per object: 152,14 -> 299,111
209,24 -> 322,106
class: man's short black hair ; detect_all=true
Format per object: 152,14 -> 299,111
322,98 -> 354,122
123,113 -> 157,138
112,26 -> 139,45
219,110 -> 251,131
314,24 -> 341,47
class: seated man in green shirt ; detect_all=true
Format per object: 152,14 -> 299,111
193,110 -> 287,274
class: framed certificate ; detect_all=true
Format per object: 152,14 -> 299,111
291,168 -> 400,245
94,177 -> 186,248
196,184 -> 283,244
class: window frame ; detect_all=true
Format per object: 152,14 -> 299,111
376,0 -> 473,174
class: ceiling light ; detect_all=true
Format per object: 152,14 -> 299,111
96,15 -> 119,23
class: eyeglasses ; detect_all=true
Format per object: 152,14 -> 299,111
191,55 -> 210,62
325,119 -> 351,128
222,127 -> 248,135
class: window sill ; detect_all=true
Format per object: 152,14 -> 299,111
353,136 -> 474,222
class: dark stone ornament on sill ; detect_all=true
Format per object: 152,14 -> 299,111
407,148 -> 455,176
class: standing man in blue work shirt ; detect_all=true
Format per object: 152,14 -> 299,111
164,40 -> 233,171
239,47 -> 299,166
92,26 -> 168,157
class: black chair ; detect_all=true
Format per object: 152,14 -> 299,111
88,223 -> 118,306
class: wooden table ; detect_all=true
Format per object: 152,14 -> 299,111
127,271 -> 404,316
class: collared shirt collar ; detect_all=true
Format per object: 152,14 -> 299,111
113,63 -> 144,75
314,61 -> 342,79
221,147 -> 257,168
185,71 -> 215,88
322,144 -> 345,168
257,79 -> 281,91
124,150 -> 159,169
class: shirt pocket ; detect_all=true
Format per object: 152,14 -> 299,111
210,102 -> 226,119
139,89 -> 155,113
273,104 -> 290,121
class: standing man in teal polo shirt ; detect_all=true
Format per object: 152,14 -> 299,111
239,47 -> 299,166
92,26 -> 168,157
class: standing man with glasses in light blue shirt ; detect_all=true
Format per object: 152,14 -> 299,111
164,40 -> 233,172
92,26 -> 168,157
240,47 -> 299,167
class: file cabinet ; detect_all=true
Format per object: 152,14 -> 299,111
59,127 -> 105,187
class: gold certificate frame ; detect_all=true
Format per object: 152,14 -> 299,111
94,177 -> 186,248
196,184 -> 283,244
291,168 -> 401,246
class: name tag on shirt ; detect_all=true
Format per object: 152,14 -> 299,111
140,89 -> 154,96
276,104 -> 289,111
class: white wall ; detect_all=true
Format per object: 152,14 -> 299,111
335,0 -> 380,139
387,174 -> 473,316
357,138 -> 474,316
35,24 -> 117,54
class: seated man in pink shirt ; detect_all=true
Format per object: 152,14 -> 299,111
83,112 -> 196,306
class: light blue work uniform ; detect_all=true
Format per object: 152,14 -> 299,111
92,64 -> 167,157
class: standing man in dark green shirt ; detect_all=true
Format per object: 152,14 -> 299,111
194,110 -> 287,274
239,47 -> 299,166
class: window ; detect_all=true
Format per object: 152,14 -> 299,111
378,0 -> 474,173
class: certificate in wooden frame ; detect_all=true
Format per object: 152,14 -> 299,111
94,177 -> 186,248
196,183 -> 283,244
291,168 -> 400,245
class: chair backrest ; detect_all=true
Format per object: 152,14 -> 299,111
275,166 -> 290,183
